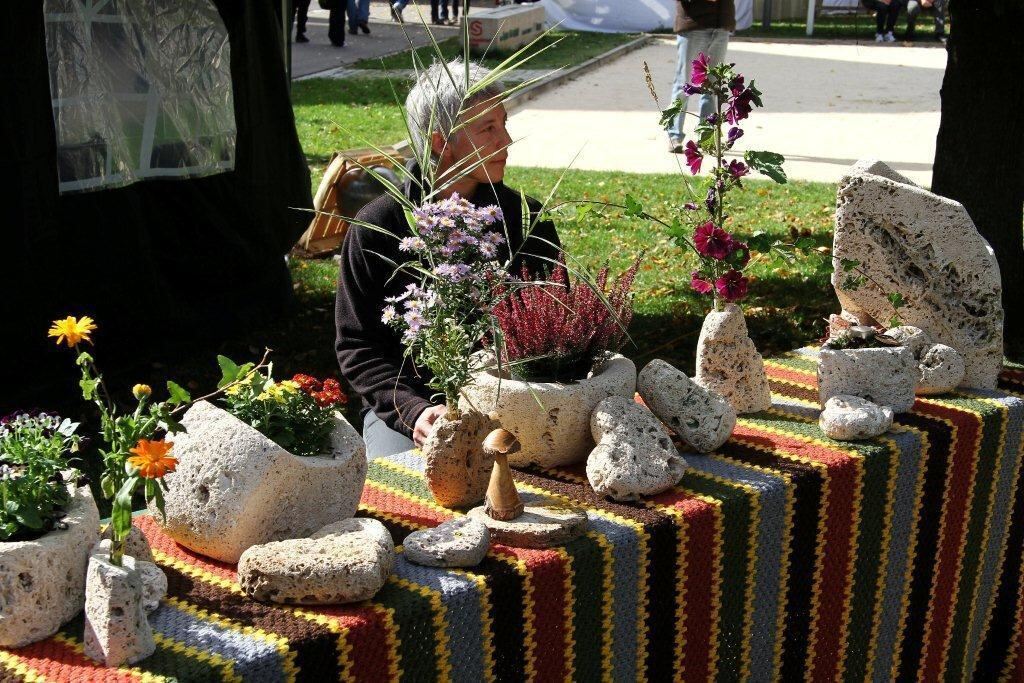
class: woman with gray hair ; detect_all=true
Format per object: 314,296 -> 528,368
334,59 -> 562,458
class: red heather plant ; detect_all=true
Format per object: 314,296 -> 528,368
493,256 -> 642,382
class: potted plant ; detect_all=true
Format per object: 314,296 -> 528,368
155,357 -> 366,563
49,315 -> 180,665
0,411 -> 99,648
818,324 -> 917,413
459,258 -> 641,468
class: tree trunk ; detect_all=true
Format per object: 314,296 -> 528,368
932,0 -> 1024,359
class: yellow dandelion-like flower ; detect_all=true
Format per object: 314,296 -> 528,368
48,316 -> 97,348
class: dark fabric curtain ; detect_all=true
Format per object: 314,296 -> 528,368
0,0 -> 311,411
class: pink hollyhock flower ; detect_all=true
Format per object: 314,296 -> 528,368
728,240 -> 750,268
715,269 -> 749,301
694,222 -> 733,260
690,270 -> 714,295
727,160 -> 750,181
684,140 -> 703,175
690,52 -> 710,87
726,89 -> 755,124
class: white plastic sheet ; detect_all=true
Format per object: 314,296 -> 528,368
44,0 -> 236,194
540,0 -> 754,33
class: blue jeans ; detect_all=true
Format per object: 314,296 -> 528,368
363,410 -> 415,459
348,0 -> 370,29
392,0 -> 409,9
666,29 -> 730,142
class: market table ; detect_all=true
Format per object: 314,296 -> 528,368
3,348 -> 1024,682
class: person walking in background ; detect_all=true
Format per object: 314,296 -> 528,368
665,0 -> 735,154
906,0 -> 947,42
430,0 -> 448,25
448,0 -> 460,25
391,0 -> 408,21
348,0 -> 371,34
328,1 -> 346,46
862,0 -> 904,42
292,0 -> 311,42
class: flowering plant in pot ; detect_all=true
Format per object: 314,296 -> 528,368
154,355 -> 366,564
0,411 -> 100,648
459,258 -> 642,468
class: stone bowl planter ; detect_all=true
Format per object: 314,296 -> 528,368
152,401 -> 367,563
0,483 -> 100,648
817,346 -> 917,413
460,354 -> 637,468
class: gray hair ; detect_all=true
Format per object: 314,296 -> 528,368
405,59 -> 503,160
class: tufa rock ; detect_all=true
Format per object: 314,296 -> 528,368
818,346 -> 917,413
637,359 -> 736,453
238,518 -> 394,605
154,401 -> 367,563
819,395 -> 894,441
0,484 -> 100,648
885,326 -> 933,359
403,518 -> 490,568
460,354 -> 636,468
917,343 -> 966,395
695,304 -> 773,414
832,160 -> 1003,389
586,396 -> 688,502
92,539 -> 166,614
83,547 -> 155,667
100,523 -> 154,563
467,500 -> 587,549
423,410 -> 500,508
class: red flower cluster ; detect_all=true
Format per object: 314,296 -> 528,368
292,374 -> 347,407
493,257 -> 641,381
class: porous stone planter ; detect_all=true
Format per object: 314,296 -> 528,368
695,305 -> 772,414
459,354 -> 637,468
0,483 -> 99,648
153,401 -> 368,563
818,346 -> 917,413
83,546 -> 155,667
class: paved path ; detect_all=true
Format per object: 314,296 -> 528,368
505,37 -> 946,185
292,4 -> 460,78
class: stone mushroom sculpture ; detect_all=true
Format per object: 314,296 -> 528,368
483,428 -> 525,521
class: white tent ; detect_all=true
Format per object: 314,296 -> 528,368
540,0 -> 754,33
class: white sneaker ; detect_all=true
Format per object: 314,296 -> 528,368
875,33 -> 884,42
884,31 -> 896,42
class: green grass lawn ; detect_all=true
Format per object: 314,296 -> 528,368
353,31 -> 640,71
736,11 -> 946,41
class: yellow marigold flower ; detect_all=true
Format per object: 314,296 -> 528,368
48,316 -> 97,348
127,439 -> 177,479
132,384 -> 152,400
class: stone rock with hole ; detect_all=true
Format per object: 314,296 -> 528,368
586,396 -> 688,502
83,546 -> 155,667
637,359 -> 736,453
152,401 -> 367,563
99,524 -> 154,563
917,343 -> 966,395
403,518 -> 490,567
885,326 -> 933,359
818,346 -> 917,412
237,518 -> 394,605
460,354 -> 637,468
695,304 -> 773,414
467,498 -> 588,548
819,395 -> 894,441
0,483 -> 99,648
423,410 -> 500,508
832,159 -> 1003,389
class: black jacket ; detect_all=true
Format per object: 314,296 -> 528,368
676,0 -> 736,32
334,170 -> 561,438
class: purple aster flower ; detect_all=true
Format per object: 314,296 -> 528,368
684,140 -> 703,175
403,309 -> 428,331
381,305 -> 398,324
398,236 -> 426,252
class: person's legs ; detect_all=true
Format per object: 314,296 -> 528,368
666,30 -> 714,145
327,6 -> 345,45
391,0 -> 409,21
884,2 -> 901,34
450,0 -> 460,21
905,0 -> 921,39
358,0 -> 371,29
363,411 -> 416,459
696,29 -> 730,123
430,0 -> 441,22
933,0 -> 946,37
346,0 -> 358,33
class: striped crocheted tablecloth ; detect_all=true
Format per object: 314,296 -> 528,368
4,348 -> 1024,682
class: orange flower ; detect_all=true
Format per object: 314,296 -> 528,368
127,439 -> 177,479
48,315 -> 97,348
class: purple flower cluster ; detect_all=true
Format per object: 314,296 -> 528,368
382,193 -> 508,345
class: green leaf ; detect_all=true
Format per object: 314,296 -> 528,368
623,194 -> 644,218
889,315 -> 903,328
111,476 -> 138,541
748,80 -> 764,107
574,204 -> 591,222
79,377 -> 99,401
659,99 -> 685,128
166,381 -> 191,406
698,126 -> 716,151
842,274 -> 867,290
75,351 -> 93,367
840,258 -> 860,272
14,505 -> 42,530
744,150 -> 788,184
216,355 -> 240,388
887,292 -> 906,310
747,230 -> 775,253
795,236 -> 816,250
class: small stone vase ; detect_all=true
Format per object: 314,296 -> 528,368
422,409 -> 499,508
83,545 -> 155,667
817,346 -> 917,413
695,304 -> 772,414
